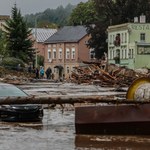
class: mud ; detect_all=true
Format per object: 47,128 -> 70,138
1,82 -> 150,150
1,108 -> 150,150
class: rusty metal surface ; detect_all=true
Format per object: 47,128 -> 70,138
75,104 -> 150,135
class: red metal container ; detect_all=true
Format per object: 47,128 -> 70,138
75,104 -> 150,135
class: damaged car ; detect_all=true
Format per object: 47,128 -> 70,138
0,82 -> 43,122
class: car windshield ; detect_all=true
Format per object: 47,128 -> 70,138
0,84 -> 27,97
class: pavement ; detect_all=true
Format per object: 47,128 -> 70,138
17,81 -> 127,98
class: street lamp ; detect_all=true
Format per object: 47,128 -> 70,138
34,14 -> 41,68
35,24 -> 37,68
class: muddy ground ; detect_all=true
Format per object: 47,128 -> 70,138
1,81 -> 150,150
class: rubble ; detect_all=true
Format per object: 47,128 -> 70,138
70,62 -> 148,87
0,62 -> 149,87
0,66 -> 34,84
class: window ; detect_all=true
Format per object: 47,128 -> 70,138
114,33 -> 120,46
48,44 -> 51,48
71,47 -> 75,59
132,49 -> 134,58
48,49 -> 51,59
129,49 -> 132,58
53,48 -> 56,59
58,48 -> 62,59
90,48 -> 95,59
66,48 -> 70,59
125,33 -> 127,43
128,49 -> 134,58
111,49 -> 114,59
138,46 -> 150,54
109,49 -> 111,59
124,49 -> 127,59
114,49 -> 120,64
113,50 -> 115,59
113,35 -> 115,43
121,49 -> 124,59
140,33 -> 145,41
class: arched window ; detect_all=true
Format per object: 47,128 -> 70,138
53,48 -> 56,59
59,48 -> 62,59
48,49 -> 51,59
71,48 -> 75,59
66,48 -> 70,59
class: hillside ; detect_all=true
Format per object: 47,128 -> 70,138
25,4 -> 75,28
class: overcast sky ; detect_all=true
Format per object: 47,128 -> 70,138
0,0 -> 88,16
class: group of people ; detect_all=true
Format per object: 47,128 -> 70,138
35,66 -> 53,79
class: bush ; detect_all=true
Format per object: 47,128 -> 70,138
37,55 -> 44,67
1,57 -> 25,70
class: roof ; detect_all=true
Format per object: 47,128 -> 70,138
45,25 -> 88,43
0,15 -> 10,20
31,28 -> 57,43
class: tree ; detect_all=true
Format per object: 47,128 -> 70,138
86,0 -> 150,59
25,4 -> 75,28
0,30 -> 8,56
112,0 -> 150,24
4,4 -> 35,64
68,0 -> 97,25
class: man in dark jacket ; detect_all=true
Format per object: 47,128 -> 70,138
46,67 -> 52,79
35,67 -> 39,79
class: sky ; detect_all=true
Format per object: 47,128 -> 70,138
0,0 -> 88,16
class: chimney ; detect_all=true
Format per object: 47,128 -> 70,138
134,17 -> 138,23
140,14 -> 146,23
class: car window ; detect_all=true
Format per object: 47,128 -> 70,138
0,85 -> 27,97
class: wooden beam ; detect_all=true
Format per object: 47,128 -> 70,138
0,95 -> 150,105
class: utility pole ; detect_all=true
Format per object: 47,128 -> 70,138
34,14 -> 41,68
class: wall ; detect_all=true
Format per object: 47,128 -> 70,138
108,23 -> 150,69
44,35 -> 91,79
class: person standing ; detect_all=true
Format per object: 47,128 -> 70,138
46,67 -> 52,79
40,66 -> 44,79
35,67 -> 39,79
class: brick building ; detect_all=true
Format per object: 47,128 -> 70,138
44,25 -> 92,79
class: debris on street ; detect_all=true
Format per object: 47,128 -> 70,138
0,66 -> 34,84
70,62 -> 149,87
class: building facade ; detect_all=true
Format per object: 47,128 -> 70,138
31,28 -> 57,57
107,20 -> 150,69
0,15 -> 10,31
44,26 -> 92,79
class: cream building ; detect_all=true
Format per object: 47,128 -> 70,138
107,15 -> 150,69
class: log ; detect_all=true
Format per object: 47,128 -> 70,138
0,95 -> 150,105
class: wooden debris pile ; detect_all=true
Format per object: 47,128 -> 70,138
70,63 -> 147,87
0,66 -> 34,84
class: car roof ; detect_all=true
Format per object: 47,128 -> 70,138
0,82 -> 28,97
0,82 -> 14,86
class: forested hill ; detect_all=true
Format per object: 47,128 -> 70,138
24,4 -> 75,28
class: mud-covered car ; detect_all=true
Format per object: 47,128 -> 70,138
0,82 -> 43,122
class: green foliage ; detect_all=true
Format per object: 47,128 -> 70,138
4,4 -> 35,64
86,0 -> 150,59
107,0 -> 150,24
0,30 -> 8,56
37,21 -> 58,28
37,55 -> 44,67
68,1 -> 97,25
2,57 -> 25,67
25,4 -> 75,28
